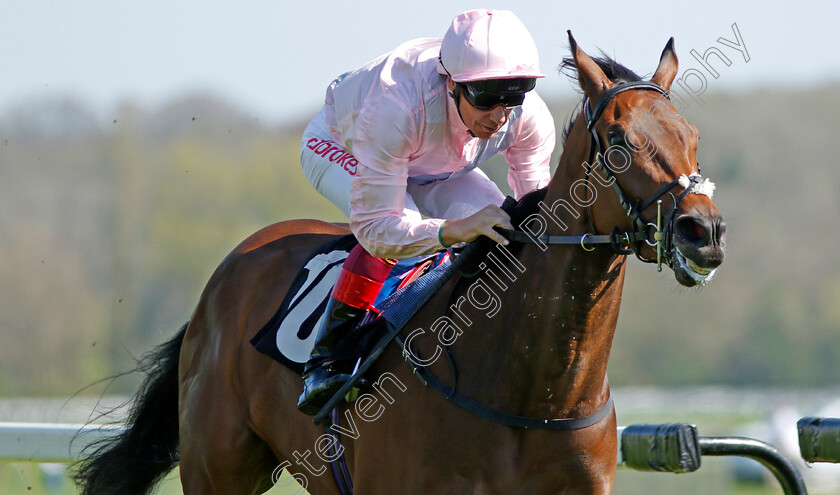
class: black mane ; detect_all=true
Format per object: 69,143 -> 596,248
559,52 -> 643,144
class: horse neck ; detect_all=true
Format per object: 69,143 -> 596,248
459,116 -> 627,418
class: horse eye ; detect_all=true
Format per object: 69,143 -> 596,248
608,133 -> 625,147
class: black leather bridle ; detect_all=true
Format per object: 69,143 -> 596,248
501,80 -> 712,271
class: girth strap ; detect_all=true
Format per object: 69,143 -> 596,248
324,407 -> 354,495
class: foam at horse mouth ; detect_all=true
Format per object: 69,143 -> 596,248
685,256 -> 712,275
674,248 -> 716,284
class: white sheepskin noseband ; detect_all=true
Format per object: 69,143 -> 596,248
678,173 -> 715,198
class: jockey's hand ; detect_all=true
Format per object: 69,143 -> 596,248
439,205 -> 513,247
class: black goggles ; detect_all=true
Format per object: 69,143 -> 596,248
457,78 -> 537,110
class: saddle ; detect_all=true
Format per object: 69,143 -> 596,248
249,235 -> 449,375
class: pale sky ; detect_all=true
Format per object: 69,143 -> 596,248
2,1 -> 838,125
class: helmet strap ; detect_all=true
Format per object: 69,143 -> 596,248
440,55 -> 477,137
448,83 -> 476,138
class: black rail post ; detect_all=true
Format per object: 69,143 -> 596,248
798,417 -> 840,463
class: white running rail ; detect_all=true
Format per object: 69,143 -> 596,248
0,422 -> 124,462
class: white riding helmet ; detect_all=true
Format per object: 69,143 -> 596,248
438,9 -> 545,82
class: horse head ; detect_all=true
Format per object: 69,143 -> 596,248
563,32 -> 726,286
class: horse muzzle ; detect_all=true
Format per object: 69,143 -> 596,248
668,213 -> 726,287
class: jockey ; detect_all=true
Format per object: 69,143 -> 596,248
297,8 -> 556,414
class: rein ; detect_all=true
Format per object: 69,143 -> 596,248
314,203 -> 616,431
395,333 -> 614,430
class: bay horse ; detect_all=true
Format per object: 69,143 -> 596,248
73,32 -> 725,494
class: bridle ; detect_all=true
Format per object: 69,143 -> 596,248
584,81 -> 708,270
501,80 -> 713,271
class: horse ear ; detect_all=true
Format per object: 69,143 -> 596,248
651,37 -> 678,91
568,31 -> 611,101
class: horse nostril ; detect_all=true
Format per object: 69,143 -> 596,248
715,218 -> 727,245
675,216 -> 712,246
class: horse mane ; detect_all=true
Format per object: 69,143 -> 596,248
559,52 -> 643,144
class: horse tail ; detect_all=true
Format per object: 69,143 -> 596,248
72,323 -> 186,495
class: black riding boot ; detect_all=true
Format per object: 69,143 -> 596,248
297,297 -> 364,415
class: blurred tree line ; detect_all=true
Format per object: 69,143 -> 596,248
0,85 -> 838,397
